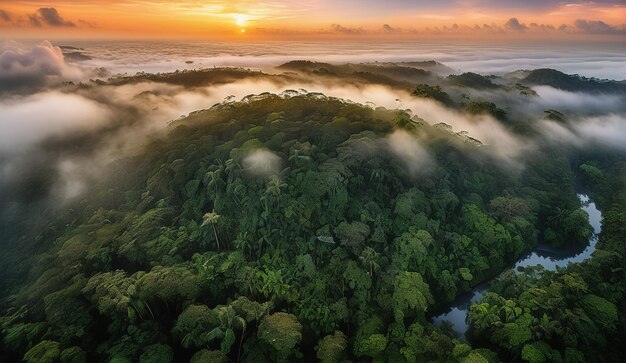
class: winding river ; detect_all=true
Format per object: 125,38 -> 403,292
432,194 -> 602,338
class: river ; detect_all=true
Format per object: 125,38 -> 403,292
432,194 -> 602,338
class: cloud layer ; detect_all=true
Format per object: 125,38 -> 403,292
0,40 -> 625,209
323,18 -> 626,36
1,3 -> 625,41
0,92 -> 111,152
0,41 -> 82,92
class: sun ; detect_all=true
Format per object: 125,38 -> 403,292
234,14 -> 249,27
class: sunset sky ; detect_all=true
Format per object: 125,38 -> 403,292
0,1 -> 625,40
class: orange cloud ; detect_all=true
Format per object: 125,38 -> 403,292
0,1 -> 624,40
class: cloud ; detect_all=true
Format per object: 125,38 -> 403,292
323,17 -> 626,38
574,114 -> 626,150
0,89 -> 120,205
529,22 -> 555,31
383,24 -> 401,33
538,119 -> 581,146
573,19 -> 625,34
0,10 -> 11,22
406,97 -> 532,166
532,86 -> 626,113
1,39 -> 625,208
0,41 -> 83,92
539,113 -> 626,152
29,8 -> 75,28
386,130 -> 433,175
504,18 -> 528,32
78,19 -> 98,28
243,149 -> 282,177
459,0 -> 626,12
330,24 -> 364,34
0,92 -> 112,152
28,15 -> 41,27
0,79 -> 214,205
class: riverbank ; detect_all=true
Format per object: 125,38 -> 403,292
432,194 -> 602,338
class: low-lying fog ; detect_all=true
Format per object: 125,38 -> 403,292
1,40 -> 625,206
20,40 -> 626,80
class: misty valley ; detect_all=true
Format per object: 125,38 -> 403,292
0,41 -> 625,363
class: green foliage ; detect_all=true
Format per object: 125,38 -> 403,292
230,296 -> 271,323
316,331 -> 347,363
522,68 -> 626,94
43,276 -> 91,343
257,312 -> 302,357
579,163 -> 604,186
354,333 -> 387,358
173,304 -> 218,348
464,101 -> 507,121
256,267 -> 297,302
1,321 -> 47,353
580,294 -> 617,329
1,93 -> 623,363
59,347 -> 86,363
459,267 -> 473,281
448,72 -> 499,90
400,323 -> 426,361
190,349 -> 228,363
334,221 -> 370,251
136,265 -> 199,308
392,228 -> 432,273
23,340 -> 61,363
392,271 -> 433,322
544,110 -> 566,122
463,204 -> 516,271
544,208 -> 593,247
489,196 -> 531,220
82,271 -> 138,319
139,344 -> 173,363
522,342 -> 561,363
412,84 -> 454,105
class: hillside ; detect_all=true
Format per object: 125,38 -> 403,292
521,68 -> 626,94
3,93 -> 621,362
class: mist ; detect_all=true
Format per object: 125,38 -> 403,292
68,40 -> 626,80
1,40 -> 625,210
532,86 -> 626,114
243,149 -> 283,177
0,41 -> 83,93
0,92 -> 111,151
386,130 -> 434,175
539,113 -> 626,151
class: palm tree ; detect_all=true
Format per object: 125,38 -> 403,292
548,207 -> 567,226
205,167 -> 224,198
359,247 -> 380,277
266,175 -> 287,197
262,175 -> 287,239
202,211 -> 221,251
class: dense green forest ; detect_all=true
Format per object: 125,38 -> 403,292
1,65 -> 625,363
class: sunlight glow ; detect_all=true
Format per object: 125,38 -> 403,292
1,1 -> 625,40
234,14 -> 249,27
